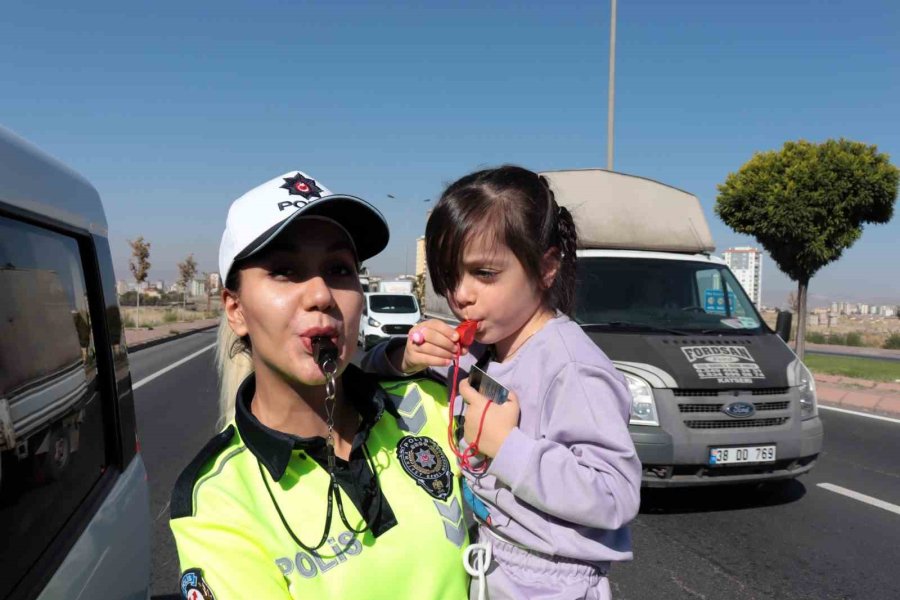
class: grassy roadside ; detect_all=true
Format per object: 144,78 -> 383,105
804,354 -> 900,382
121,306 -> 219,329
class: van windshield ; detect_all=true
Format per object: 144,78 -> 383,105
369,294 -> 418,314
574,257 -> 766,334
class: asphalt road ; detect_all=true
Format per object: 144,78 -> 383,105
129,330 -> 220,600
133,333 -> 900,599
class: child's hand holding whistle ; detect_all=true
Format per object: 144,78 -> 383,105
396,319 -> 477,374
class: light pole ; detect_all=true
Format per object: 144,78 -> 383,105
607,0 -> 617,171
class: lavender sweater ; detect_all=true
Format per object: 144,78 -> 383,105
361,315 -> 641,564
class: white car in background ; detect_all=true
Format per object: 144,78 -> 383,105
359,293 -> 421,350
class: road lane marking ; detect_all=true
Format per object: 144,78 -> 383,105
817,483 -> 900,516
133,342 -> 217,391
156,500 -> 171,521
819,405 -> 900,425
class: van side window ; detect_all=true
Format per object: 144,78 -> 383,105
0,215 -> 110,598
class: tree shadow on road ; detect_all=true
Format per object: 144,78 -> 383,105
639,479 -> 807,515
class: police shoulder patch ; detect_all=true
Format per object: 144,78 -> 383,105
171,425 -> 236,519
181,568 -> 216,600
396,435 -> 453,500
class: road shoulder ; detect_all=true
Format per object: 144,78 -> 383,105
124,318 -> 219,352
816,374 -> 900,418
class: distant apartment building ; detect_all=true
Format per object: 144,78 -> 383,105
189,279 -> 205,297
207,272 -> 221,292
722,247 -> 762,307
415,236 -> 426,279
829,302 -> 899,317
116,280 -> 129,295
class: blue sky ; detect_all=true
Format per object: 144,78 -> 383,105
2,0 -> 898,307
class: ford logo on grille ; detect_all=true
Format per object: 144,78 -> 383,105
722,401 -> 756,418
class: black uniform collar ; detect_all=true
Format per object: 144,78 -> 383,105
235,364 -> 386,481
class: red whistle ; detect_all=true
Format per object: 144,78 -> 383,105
456,320 -> 478,348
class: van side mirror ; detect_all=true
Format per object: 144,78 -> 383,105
775,310 -> 793,343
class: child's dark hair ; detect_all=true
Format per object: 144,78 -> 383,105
426,165 -> 578,314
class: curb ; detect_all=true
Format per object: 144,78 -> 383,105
126,323 -> 219,353
806,342 -> 900,361
816,382 -> 900,420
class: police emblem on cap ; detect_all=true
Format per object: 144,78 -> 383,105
181,568 -> 217,600
397,436 -> 453,500
280,173 -> 324,199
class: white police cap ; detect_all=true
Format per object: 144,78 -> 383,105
218,171 -> 389,282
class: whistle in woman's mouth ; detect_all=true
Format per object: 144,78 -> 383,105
312,336 -> 339,370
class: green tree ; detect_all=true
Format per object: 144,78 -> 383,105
119,290 -> 138,306
177,254 -> 198,310
202,272 -> 213,314
884,333 -> 900,350
128,237 -> 151,328
716,139 -> 898,359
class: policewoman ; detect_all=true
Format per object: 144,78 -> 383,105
170,172 -> 469,599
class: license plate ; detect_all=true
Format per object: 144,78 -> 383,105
709,445 -> 776,466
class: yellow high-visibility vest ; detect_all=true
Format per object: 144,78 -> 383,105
170,376 -> 468,600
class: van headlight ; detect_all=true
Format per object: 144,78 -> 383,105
797,362 -> 818,420
367,317 -> 382,328
623,373 -> 659,426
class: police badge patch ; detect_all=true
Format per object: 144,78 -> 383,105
280,173 -> 324,199
181,568 -> 217,600
396,436 -> 453,500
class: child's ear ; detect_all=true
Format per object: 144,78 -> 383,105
223,287 -> 249,337
540,248 -> 562,290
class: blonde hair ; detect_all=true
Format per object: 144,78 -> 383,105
215,316 -> 254,429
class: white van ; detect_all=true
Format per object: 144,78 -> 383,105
0,125 -> 151,599
359,292 -> 421,350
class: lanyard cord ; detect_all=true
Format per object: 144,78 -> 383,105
257,446 -> 377,553
447,343 -> 493,474
257,357 -> 378,552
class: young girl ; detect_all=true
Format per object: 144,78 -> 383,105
363,165 -> 641,599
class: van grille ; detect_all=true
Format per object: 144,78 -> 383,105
678,401 -> 790,414
673,389 -> 719,397
751,388 -> 790,396
382,324 -> 413,335
673,387 -> 789,397
754,401 -> 791,411
683,417 -> 790,429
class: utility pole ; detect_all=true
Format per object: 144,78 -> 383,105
607,0 -> 617,171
